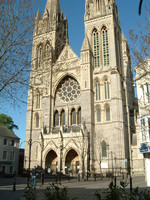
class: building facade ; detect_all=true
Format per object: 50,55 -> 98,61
0,126 -> 20,175
25,0 -> 135,176
135,57 -> 150,184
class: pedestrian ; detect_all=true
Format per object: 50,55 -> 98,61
31,166 -> 37,189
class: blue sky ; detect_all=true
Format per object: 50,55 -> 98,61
0,0 -> 148,147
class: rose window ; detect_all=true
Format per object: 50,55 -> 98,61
56,76 -> 81,103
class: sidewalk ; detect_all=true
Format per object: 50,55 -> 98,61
0,176 -> 148,200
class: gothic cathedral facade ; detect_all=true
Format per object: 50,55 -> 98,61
25,0 -> 135,175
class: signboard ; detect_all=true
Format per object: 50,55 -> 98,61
101,163 -> 108,169
140,144 -> 150,153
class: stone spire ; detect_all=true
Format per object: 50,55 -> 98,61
44,0 -> 61,21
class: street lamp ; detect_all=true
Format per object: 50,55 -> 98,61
106,144 -> 109,171
111,151 -> 113,176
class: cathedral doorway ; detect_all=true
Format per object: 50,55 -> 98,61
45,150 -> 58,174
65,149 -> 79,175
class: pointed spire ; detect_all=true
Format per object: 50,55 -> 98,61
43,8 -> 49,19
81,35 -> 92,52
44,0 -> 61,21
35,9 -> 41,21
122,32 -> 125,40
65,16 -> 69,45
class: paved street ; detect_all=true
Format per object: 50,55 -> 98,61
0,176 -> 149,200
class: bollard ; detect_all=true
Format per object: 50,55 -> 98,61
78,173 -> 80,182
87,172 -> 88,181
114,176 -> 117,187
41,172 -> 44,185
13,178 -> 16,191
130,176 -> 132,192
94,174 -> 96,181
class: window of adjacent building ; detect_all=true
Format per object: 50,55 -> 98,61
102,26 -> 109,67
102,141 -> 107,158
3,139 -> 8,146
2,166 -> 5,173
71,108 -> 76,125
96,82 -> 101,101
10,151 -> 15,160
36,93 -> 40,109
93,29 -> 100,68
104,81 -> 110,99
11,140 -> 15,146
38,46 -> 43,68
106,104 -> 110,121
3,151 -> 7,160
141,118 -> 146,141
35,113 -> 39,128
97,106 -> 101,122
77,107 -> 81,125
54,110 -> 59,127
60,110 -> 65,126
9,166 -> 14,174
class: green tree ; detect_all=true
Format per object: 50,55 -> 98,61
0,114 -> 18,130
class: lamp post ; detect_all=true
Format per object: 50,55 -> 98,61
106,144 -> 109,171
111,151 -> 113,176
27,139 -> 32,187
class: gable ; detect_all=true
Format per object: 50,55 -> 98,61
54,44 -> 80,71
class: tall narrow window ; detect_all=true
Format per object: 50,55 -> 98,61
93,29 -> 100,68
3,151 -> 7,160
97,106 -> 101,122
36,113 -> 39,128
106,104 -> 110,121
102,26 -> 109,67
36,93 -> 40,109
96,82 -> 101,101
71,108 -> 76,125
104,81 -> 110,99
54,111 -> 59,127
10,151 -> 15,160
38,46 -> 43,68
77,107 -> 81,125
102,141 -> 107,158
60,110 -> 65,126
146,83 -> 150,103
46,43 -> 50,58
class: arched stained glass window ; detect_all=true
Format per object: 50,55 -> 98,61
102,141 -> 107,157
71,108 -> 76,125
36,113 -> 39,128
96,82 -> 101,101
104,81 -> 110,100
93,29 -> 100,68
60,110 -> 65,126
102,26 -> 109,67
97,106 -> 101,122
54,110 -> 59,127
77,107 -> 81,125
106,104 -> 110,121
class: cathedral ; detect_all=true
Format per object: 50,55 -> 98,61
25,0 -> 136,176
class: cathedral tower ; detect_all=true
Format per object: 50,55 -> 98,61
25,0 -> 135,175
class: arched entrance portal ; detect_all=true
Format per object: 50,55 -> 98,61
45,150 -> 58,174
65,149 -> 79,175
